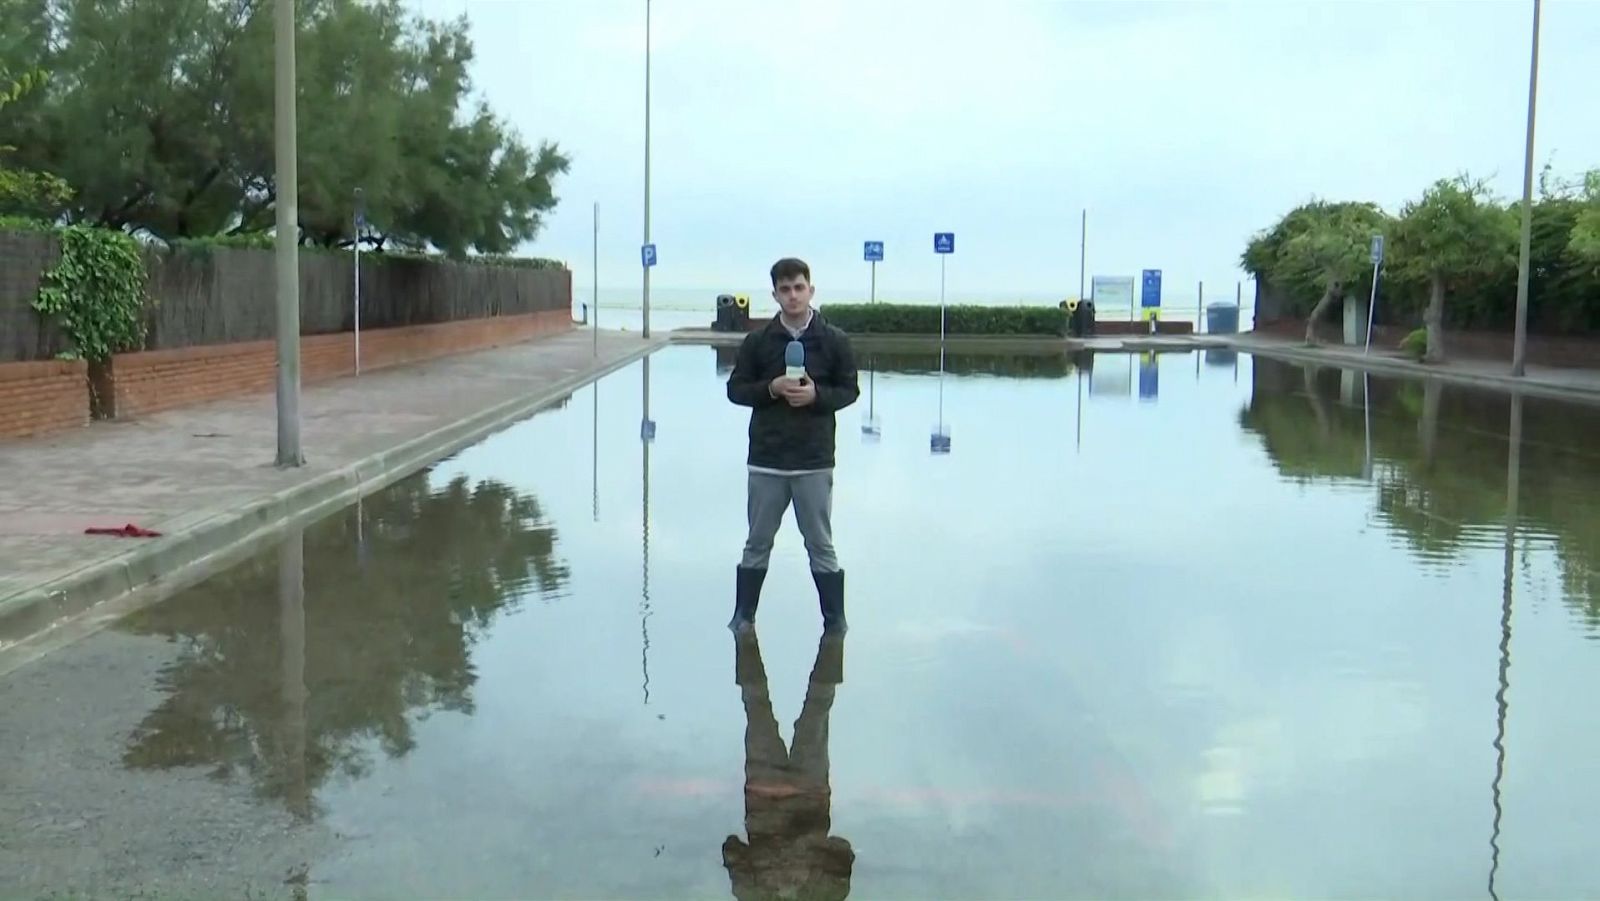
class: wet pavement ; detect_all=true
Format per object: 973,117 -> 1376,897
4,345 -> 1600,898
0,328 -> 655,648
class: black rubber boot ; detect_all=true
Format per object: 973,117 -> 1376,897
729,566 -> 766,632
812,569 -> 847,634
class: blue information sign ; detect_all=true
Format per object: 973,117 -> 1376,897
934,233 -> 955,254
1141,269 -> 1162,307
864,241 -> 884,262
641,243 -> 658,267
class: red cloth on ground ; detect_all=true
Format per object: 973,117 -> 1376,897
84,524 -> 163,538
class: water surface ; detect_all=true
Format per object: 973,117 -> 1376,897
4,345 -> 1599,899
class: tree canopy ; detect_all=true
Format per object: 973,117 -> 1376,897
0,0 -> 570,257
0,65 -> 72,214
1242,200 -> 1391,344
1243,165 -> 1600,340
1390,176 -> 1515,361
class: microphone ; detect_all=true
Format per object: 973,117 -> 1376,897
785,340 -> 806,381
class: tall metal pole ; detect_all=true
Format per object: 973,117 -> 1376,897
593,200 -> 599,355
870,259 -> 876,305
274,0 -> 303,467
1078,208 -> 1087,302
1511,0 -> 1541,377
353,188 -> 362,376
641,0 -> 652,339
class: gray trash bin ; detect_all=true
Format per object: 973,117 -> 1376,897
1206,303 -> 1240,334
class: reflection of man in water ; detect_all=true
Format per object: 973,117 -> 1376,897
723,630 -> 854,900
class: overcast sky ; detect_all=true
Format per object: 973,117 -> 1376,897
413,0 -> 1600,304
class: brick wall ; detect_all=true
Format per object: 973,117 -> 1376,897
111,309 -> 572,418
0,360 -> 89,439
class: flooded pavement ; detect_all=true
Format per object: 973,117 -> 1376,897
4,345 -> 1600,898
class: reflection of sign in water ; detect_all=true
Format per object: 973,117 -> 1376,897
1089,352 -> 1133,396
864,241 -> 884,262
1139,352 -> 1159,400
1091,276 -> 1135,317
934,232 -> 955,254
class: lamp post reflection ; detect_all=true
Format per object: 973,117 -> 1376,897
640,356 -> 654,706
724,630 -> 854,900
277,525 -> 310,822
1489,393 -> 1523,901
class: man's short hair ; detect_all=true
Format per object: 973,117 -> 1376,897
770,257 -> 811,286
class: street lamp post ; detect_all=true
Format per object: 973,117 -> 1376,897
274,0 -> 303,466
1511,0 -> 1542,378
641,0 -> 652,339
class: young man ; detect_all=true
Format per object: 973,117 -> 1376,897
726,257 -> 860,633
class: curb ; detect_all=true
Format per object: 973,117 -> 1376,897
1226,338 -> 1600,408
0,339 -> 659,652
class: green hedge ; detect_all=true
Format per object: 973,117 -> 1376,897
821,302 -> 1066,336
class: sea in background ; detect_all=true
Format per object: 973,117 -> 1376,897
572,286 -> 1257,333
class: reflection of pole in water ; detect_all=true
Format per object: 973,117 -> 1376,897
1075,365 -> 1083,452
1363,372 -> 1373,481
869,365 -> 875,422
278,526 -> 309,821
1489,393 -> 1523,901
640,357 -> 653,706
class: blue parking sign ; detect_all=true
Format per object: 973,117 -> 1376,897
864,241 -> 884,262
934,233 -> 955,254
641,243 -> 658,267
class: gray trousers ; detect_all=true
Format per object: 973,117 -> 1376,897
741,470 -> 839,573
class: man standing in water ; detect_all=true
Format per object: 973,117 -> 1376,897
726,258 -> 859,633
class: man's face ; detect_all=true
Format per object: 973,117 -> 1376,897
772,275 -> 814,318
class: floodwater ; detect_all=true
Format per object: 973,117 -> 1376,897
4,345 -> 1600,899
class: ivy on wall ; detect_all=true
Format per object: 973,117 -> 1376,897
31,225 -> 149,362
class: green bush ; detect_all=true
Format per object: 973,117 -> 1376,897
31,224 -> 149,363
1400,328 -> 1428,360
821,302 -> 1066,336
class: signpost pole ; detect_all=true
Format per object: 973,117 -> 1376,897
1365,234 -> 1384,354
931,232 -> 954,454
862,240 -> 884,439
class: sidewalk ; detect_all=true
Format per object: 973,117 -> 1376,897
1224,334 -> 1600,405
0,328 -> 660,650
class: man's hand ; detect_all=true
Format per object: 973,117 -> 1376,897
768,375 -> 797,398
783,379 -> 817,407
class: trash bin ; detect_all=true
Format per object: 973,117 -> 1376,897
1205,303 -> 1240,334
1078,299 -> 1096,336
733,294 -> 752,329
714,294 -> 736,331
